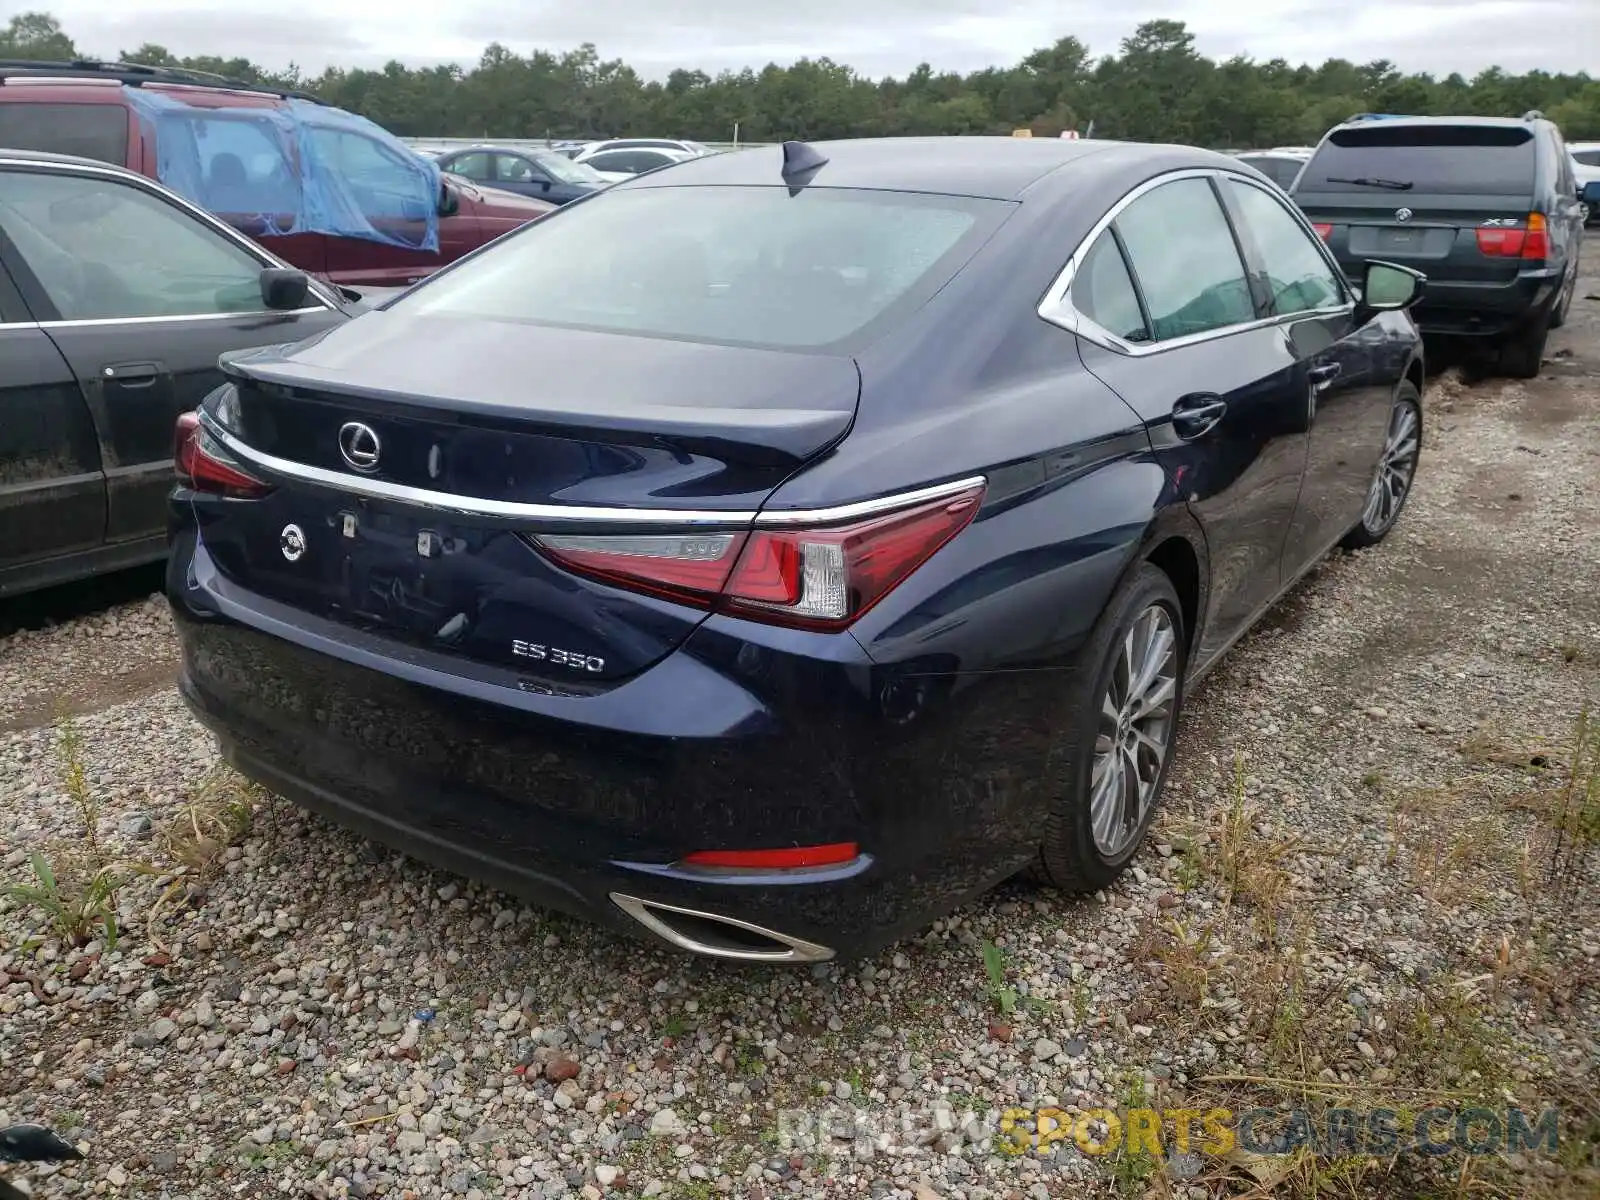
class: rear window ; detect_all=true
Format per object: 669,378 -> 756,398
1575,149 -> 1600,167
1299,124 -> 1535,195
397,185 -> 1009,351
0,103 -> 129,166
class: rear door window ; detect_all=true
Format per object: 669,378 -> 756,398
1300,124 -> 1536,195
1113,178 -> 1258,341
0,103 -> 129,166
443,152 -> 494,183
1575,149 -> 1600,167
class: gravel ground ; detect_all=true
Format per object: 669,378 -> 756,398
3,245 -> 1598,1200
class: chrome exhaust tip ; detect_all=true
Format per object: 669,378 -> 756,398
609,892 -> 835,964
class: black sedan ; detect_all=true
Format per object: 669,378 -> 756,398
166,137 -> 1426,963
433,146 -> 607,206
0,150 -> 351,598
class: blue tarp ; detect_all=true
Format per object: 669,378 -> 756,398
122,87 -> 441,253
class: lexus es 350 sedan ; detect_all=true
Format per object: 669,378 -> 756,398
167,137 -> 1426,964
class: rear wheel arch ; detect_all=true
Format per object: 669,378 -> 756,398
1145,534 -> 1202,652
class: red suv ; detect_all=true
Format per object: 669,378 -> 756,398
0,61 -> 556,286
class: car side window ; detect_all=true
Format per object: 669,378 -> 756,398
446,152 -> 494,182
1225,179 -> 1346,316
495,154 -> 541,184
1070,231 -> 1150,343
1113,177 -> 1258,341
0,170 -> 271,321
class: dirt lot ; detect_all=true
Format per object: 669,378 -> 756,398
2,244 -> 1597,1200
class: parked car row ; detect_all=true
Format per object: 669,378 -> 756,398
1234,110 -> 1584,378
8,102 -> 1541,964
0,60 -> 558,287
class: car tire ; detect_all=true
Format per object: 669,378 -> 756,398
1497,313 -> 1550,379
1032,562 -> 1187,894
1342,381 -> 1422,550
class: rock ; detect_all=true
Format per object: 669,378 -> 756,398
544,1056 -> 580,1083
150,1017 -> 177,1042
595,1164 -> 619,1187
648,1108 -> 686,1137
1032,1038 -> 1062,1061
987,1021 -> 1013,1042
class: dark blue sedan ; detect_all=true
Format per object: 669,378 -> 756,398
167,137 -> 1426,963
433,145 -> 607,205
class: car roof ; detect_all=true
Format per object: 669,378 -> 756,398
0,146 -> 146,175
1331,114 -> 1546,133
625,136 -> 1151,201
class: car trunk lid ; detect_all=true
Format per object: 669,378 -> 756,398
195,310 -> 859,684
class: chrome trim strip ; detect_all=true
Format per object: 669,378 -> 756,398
199,411 -> 759,527
753,475 -> 987,527
0,156 -> 342,312
198,410 -> 986,529
1036,166 -> 1355,357
39,307 -> 329,330
610,892 -> 836,963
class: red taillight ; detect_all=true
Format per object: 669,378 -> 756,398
1521,212 -> 1548,260
532,482 -> 985,630
1475,214 -> 1547,260
680,843 -> 859,870
1475,227 -> 1526,257
174,411 -> 271,498
1312,223 -> 1332,241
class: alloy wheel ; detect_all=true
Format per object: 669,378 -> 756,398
1089,603 -> 1178,856
1361,400 -> 1420,535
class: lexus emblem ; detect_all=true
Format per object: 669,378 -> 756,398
1395,207 -> 1413,222
280,523 -> 307,563
337,421 -> 382,472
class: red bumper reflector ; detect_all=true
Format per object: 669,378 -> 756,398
680,842 -> 860,870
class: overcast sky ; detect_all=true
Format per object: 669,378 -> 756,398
31,0 -> 1596,80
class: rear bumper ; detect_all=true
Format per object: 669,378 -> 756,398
1395,269 -> 1561,338
168,535 -> 1056,961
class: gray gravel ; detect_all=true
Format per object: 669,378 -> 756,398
3,251 -> 1598,1198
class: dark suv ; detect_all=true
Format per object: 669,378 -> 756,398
1292,113 -> 1585,377
0,60 -> 555,287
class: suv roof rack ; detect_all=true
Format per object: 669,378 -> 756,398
0,58 -> 324,103
1521,109 -> 1545,122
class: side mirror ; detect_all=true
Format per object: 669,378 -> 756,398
540,179 -> 552,192
1359,260 -> 1425,312
438,179 -> 460,217
259,268 -> 309,311
1583,181 -> 1600,206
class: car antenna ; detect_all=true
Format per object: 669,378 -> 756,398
780,140 -> 829,195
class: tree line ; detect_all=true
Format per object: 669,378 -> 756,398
4,10 -> 1598,148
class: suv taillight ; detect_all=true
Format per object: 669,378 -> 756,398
1311,223 -> 1333,241
1475,213 -> 1548,260
530,483 -> 985,630
174,412 -> 272,498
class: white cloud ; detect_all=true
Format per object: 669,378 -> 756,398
32,0 -> 1598,79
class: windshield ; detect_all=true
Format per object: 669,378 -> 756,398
531,150 -> 603,185
394,185 -> 1010,351
1299,125 -> 1535,196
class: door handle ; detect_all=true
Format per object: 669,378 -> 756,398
1308,362 -> 1341,388
101,362 -> 160,388
1171,394 -> 1228,440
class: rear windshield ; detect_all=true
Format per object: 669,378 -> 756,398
1299,124 -> 1535,196
0,103 -> 129,166
1575,149 -> 1600,167
395,185 -> 1010,351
